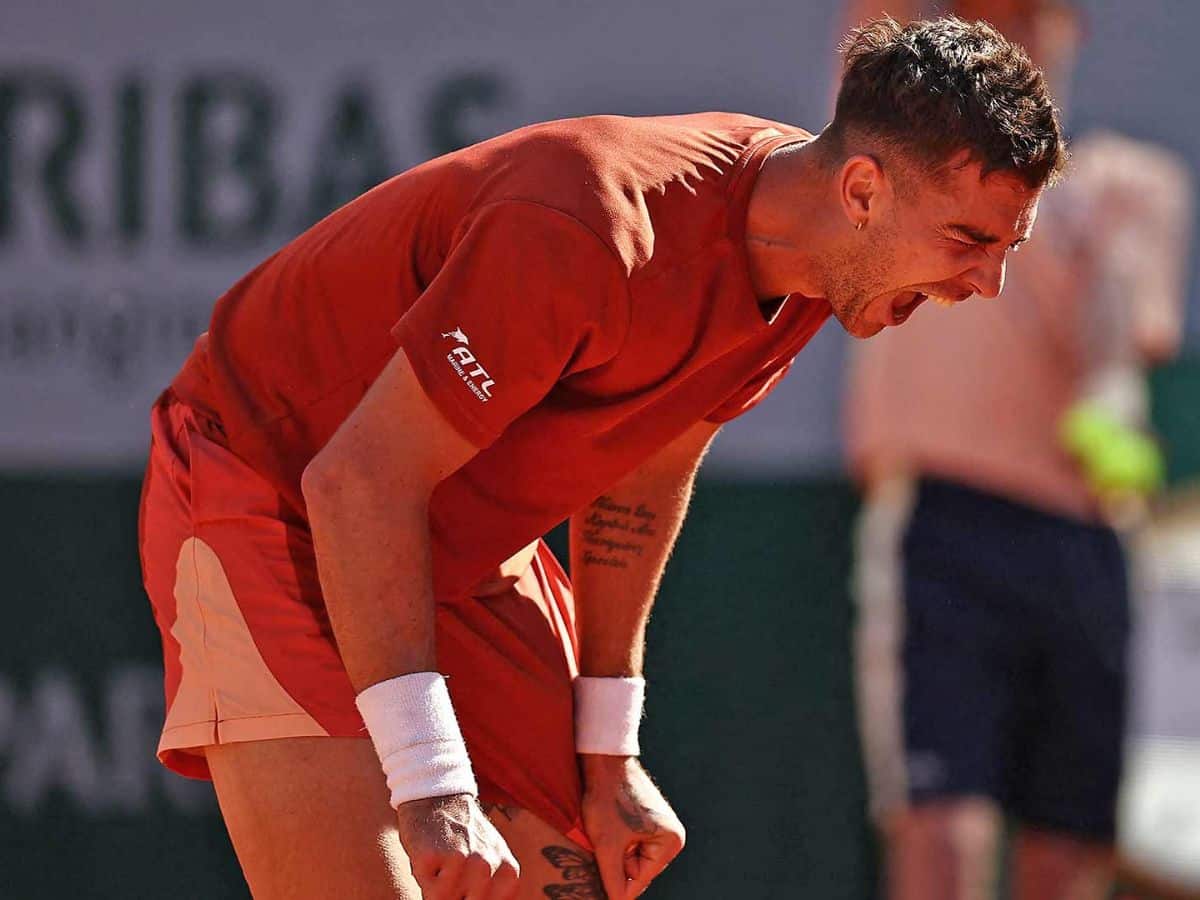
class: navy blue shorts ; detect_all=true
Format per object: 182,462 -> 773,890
901,477 -> 1130,840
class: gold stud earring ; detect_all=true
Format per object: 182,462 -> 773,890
856,220 -> 865,232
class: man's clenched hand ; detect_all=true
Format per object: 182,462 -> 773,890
580,756 -> 686,899
396,793 -> 520,900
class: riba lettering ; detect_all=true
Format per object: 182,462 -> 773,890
0,68 -> 513,249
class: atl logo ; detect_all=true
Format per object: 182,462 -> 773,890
441,327 -> 494,401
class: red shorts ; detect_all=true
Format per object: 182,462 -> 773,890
138,392 -> 587,846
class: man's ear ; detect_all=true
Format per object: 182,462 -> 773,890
839,154 -> 886,228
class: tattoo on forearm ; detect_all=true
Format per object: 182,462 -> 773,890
580,495 -> 659,570
616,781 -> 662,836
541,845 -> 604,899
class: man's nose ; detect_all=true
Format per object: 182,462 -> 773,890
967,254 -> 1006,299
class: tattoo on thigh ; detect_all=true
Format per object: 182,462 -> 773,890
541,845 -> 604,899
616,781 -> 661,836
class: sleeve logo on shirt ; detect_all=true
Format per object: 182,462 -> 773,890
442,327 -> 494,401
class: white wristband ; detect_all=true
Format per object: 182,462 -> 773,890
573,676 -> 645,756
355,672 -> 478,808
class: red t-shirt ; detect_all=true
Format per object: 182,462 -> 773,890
171,112 -> 830,599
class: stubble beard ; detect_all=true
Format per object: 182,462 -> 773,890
822,225 -> 897,337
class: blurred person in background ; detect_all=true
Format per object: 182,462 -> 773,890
843,2 -> 1195,899
138,15 -> 1066,900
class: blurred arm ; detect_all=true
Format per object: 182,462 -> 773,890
1121,163 -> 1194,366
1081,138 -> 1195,377
1065,138 -> 1195,435
1053,140 -> 1196,510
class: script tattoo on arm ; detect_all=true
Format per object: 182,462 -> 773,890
580,495 -> 659,571
540,846 -> 605,899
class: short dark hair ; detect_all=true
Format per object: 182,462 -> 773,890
829,16 -> 1068,188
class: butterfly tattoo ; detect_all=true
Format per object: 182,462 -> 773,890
541,845 -> 605,899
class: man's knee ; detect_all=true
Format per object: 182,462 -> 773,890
890,796 -> 1003,854
885,796 -> 1004,900
944,797 -> 1004,863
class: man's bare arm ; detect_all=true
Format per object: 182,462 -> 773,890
302,348 -> 522,899
569,418 -> 718,899
301,348 -> 478,690
570,418 -> 721,678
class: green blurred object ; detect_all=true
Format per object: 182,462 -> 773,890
1060,402 -> 1165,497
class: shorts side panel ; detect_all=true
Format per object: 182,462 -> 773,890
141,401 -> 351,778
142,398 -> 586,840
140,396 -> 197,739
166,536 -> 330,734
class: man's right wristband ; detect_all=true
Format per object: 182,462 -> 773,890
354,672 -> 478,808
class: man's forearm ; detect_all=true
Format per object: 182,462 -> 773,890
570,422 -> 718,677
304,467 -> 438,691
296,349 -> 479,694
570,487 -> 686,676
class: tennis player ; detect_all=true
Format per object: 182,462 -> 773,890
139,16 -> 1065,898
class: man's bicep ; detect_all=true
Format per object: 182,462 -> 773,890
305,347 -> 479,499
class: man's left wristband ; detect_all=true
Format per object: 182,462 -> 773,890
574,675 -> 645,756
355,672 -> 478,808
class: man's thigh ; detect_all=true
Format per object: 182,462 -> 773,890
484,803 -> 604,900
207,735 -> 601,900
207,737 -> 420,900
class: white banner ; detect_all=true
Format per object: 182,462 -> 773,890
0,0 -> 844,470
4,0 -> 1197,473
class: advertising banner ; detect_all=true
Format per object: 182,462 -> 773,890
0,0 -> 843,471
